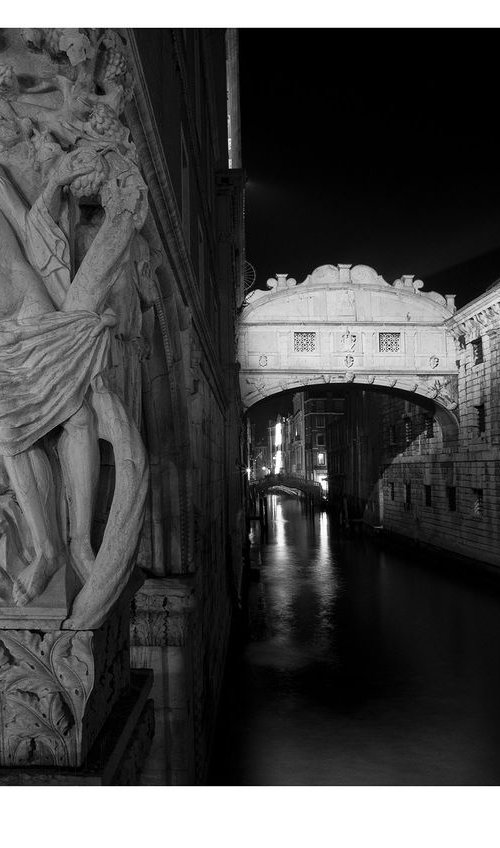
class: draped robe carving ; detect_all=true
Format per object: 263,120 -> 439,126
0,29 -> 153,629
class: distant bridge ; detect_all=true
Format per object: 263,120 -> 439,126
251,474 -> 323,504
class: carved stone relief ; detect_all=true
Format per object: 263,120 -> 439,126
0,29 -> 153,630
0,589 -> 130,767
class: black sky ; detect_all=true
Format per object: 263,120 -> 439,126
239,29 -> 500,307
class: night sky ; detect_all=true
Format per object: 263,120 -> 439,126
239,29 -> 500,306
239,29 -> 500,433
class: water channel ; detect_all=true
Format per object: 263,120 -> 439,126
209,494 -> 500,785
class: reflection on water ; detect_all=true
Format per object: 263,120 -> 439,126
209,495 -> 500,785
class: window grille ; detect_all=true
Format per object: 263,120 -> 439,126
471,337 -> 483,365
294,332 -> 316,352
379,332 -> 401,353
404,417 -> 413,444
447,486 -> 457,512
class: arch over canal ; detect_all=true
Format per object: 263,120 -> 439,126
238,264 -> 459,432
252,473 -> 323,502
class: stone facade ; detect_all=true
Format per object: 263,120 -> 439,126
268,390 -> 344,491
126,29 -> 246,784
325,281 -> 500,566
239,264 -> 458,415
242,261 -> 499,568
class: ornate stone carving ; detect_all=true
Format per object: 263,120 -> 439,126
131,577 -> 196,648
0,585 -> 131,768
0,629 -> 94,767
266,274 -> 296,290
340,328 -> 357,351
0,29 -> 153,630
420,375 -> 458,409
392,274 -> 424,293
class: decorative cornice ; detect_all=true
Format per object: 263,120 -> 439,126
447,283 -> 500,339
246,265 -> 456,319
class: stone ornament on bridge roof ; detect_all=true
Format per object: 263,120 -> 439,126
246,264 -> 455,314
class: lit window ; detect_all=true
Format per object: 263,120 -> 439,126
317,452 -> 325,466
379,332 -> 401,353
294,332 -> 316,352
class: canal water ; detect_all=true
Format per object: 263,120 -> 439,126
209,494 -> 500,785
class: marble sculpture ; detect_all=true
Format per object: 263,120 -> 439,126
0,29 -> 153,629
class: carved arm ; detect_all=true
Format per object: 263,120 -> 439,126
62,207 -> 136,314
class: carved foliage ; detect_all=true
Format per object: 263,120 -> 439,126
0,629 -> 94,767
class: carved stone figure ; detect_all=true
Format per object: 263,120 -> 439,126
0,29 -> 152,630
340,328 -> 356,351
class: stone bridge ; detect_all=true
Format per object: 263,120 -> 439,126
252,473 -> 323,503
238,264 -> 459,429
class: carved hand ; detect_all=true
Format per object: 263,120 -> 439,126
51,150 -> 95,188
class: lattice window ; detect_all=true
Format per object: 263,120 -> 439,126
379,332 -> 401,353
294,331 -> 317,352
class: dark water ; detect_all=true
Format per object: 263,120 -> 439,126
209,494 -> 500,785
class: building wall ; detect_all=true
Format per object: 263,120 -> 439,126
127,29 -> 245,784
326,283 -> 500,567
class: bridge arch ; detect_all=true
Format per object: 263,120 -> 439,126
252,473 -> 323,501
238,263 -> 459,437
